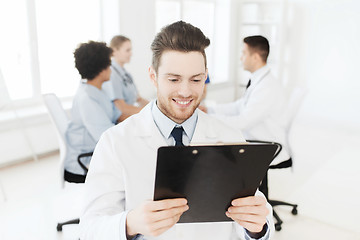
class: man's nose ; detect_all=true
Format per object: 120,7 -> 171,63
177,81 -> 191,98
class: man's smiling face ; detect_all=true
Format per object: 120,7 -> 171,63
150,50 -> 207,124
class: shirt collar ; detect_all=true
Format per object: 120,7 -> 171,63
251,65 -> 270,84
111,59 -> 127,76
151,100 -> 198,142
82,82 -> 103,97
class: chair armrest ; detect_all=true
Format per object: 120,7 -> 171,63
269,158 -> 292,169
77,152 -> 93,174
246,140 -> 293,169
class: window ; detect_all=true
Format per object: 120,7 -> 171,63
35,0 -> 102,97
155,1 -> 181,33
155,0 -> 231,84
0,0 -> 104,102
0,0 -> 33,100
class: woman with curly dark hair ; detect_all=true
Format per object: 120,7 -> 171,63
64,41 -> 124,180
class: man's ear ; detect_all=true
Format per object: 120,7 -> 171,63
254,52 -> 262,63
149,66 -> 157,87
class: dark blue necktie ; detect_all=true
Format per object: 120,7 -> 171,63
246,79 -> 251,89
171,126 -> 184,146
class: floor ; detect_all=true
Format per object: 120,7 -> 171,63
0,117 -> 359,240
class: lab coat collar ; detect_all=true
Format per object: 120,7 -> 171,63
251,65 -> 270,85
131,101 -> 167,150
191,110 -> 219,144
132,100 -> 220,149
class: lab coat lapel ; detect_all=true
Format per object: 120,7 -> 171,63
191,110 -> 220,144
133,102 -> 167,150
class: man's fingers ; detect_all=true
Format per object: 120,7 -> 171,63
228,205 -> 269,216
146,212 -> 183,237
150,205 -> 189,222
231,196 -> 266,206
232,219 -> 265,234
146,198 -> 188,211
226,212 -> 266,225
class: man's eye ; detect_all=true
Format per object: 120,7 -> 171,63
193,79 -> 201,82
169,79 -> 178,82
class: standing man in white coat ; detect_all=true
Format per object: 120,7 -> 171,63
79,22 -> 274,240
201,36 -> 288,165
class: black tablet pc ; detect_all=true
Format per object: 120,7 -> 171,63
153,143 -> 279,223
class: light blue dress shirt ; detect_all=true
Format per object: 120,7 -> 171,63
65,83 -> 121,175
102,59 -> 138,105
151,100 -> 197,146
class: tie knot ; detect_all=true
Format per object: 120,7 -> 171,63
171,126 -> 184,146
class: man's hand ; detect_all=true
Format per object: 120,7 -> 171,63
126,198 -> 189,238
226,196 -> 269,234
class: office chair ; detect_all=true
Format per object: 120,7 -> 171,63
42,93 -> 92,231
249,87 -> 307,231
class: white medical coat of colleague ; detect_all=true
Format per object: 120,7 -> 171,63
207,65 -> 289,164
79,100 -> 274,240
65,83 -> 121,175
102,59 -> 139,105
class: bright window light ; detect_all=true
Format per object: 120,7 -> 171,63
155,1 -> 181,33
0,0 -> 33,100
35,0 -> 101,97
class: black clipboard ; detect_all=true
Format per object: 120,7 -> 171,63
153,143 -> 279,223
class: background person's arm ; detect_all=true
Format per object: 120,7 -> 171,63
136,96 -> 149,108
114,99 -> 142,120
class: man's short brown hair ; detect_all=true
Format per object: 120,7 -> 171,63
151,21 -> 210,73
110,35 -> 130,49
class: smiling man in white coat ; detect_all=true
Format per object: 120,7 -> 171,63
79,21 -> 274,240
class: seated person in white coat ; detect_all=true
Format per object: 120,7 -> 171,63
102,35 -> 149,120
201,35 -> 288,165
65,41 -> 124,181
80,22 -> 274,240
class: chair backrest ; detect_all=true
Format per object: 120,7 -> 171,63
283,87 -> 307,156
43,93 -> 70,188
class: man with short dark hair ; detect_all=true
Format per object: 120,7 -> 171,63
203,35 -> 289,165
80,23 -> 274,240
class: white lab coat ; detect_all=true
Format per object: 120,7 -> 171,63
79,101 -> 274,240
208,66 -> 289,164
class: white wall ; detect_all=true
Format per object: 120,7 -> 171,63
118,0 -> 157,100
286,0 -> 360,130
0,110 -> 58,166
